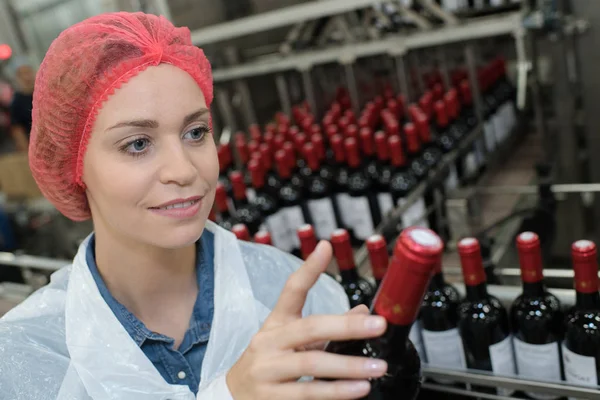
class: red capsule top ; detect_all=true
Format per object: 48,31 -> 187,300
571,240 -> 599,294
396,94 -> 406,116
326,124 -> 339,141
419,92 -> 433,119
235,139 -> 249,165
229,171 -> 248,201
445,90 -> 458,120
404,123 -> 421,155
294,133 -> 308,152
298,224 -> 318,261
275,149 -> 292,179
254,231 -> 272,245
214,182 -> 229,213
330,134 -> 346,163
259,143 -> 272,171
458,237 -> 487,286
265,123 -> 277,136
374,95 -> 385,111
384,118 -> 400,137
367,234 -> 389,281
273,134 -> 286,151
263,131 -> 275,148
249,124 -> 262,143
516,232 -> 544,284
359,127 -> 375,156
303,143 -> 320,171
460,80 -> 473,106
311,134 -> 326,161
414,113 -> 432,144
338,116 -> 351,133
331,229 -> 356,271
344,109 -> 357,125
345,124 -> 359,142
387,99 -> 399,118
282,141 -> 296,169
344,137 -> 361,168
388,135 -> 406,168
373,227 -> 443,325
232,224 -> 251,241
217,144 -> 232,172
234,131 -> 246,144
248,158 -> 265,189
433,83 -> 444,102
374,131 -> 390,162
248,140 -> 260,156
434,100 -> 449,128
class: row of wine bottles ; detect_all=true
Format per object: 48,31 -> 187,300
230,222 -> 600,399
212,57 -> 517,257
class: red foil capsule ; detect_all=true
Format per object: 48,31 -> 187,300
516,232 -> 544,284
298,224 -> 318,261
254,231 -> 272,245
458,237 -> 487,287
367,235 -> 389,282
571,239 -> 599,294
232,224 -> 251,241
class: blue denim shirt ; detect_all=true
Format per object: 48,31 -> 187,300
86,231 -> 215,394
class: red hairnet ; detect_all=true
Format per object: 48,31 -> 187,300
29,12 -> 213,221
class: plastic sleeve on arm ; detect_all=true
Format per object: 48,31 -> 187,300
197,374 -> 234,400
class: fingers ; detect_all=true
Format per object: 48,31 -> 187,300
267,241 -> 332,325
260,314 -> 387,350
303,306 -> 372,351
345,304 -> 370,315
272,380 -> 371,400
260,351 -> 387,381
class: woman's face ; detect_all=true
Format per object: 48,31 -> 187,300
83,64 -> 218,249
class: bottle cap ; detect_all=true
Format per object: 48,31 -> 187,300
345,124 -> 359,142
298,224 -> 318,261
259,143 -> 272,171
374,131 -> 389,161
367,235 -> 389,281
273,134 -> 286,151
344,137 -> 361,168
232,224 -> 250,241
249,124 -> 262,143
404,123 -> 421,154
254,231 -> 272,245
434,100 -> 449,128
458,237 -> 487,286
275,149 -> 292,179
415,113 -> 432,144
303,142 -> 320,171
214,182 -> 229,213
516,232 -> 544,284
572,240 -> 599,294
282,141 -> 296,169
330,134 -> 346,163
419,92 -> 433,118
263,131 -> 275,148
311,134 -> 326,161
359,127 -> 375,156
248,159 -> 265,189
388,135 -> 406,168
384,118 -> 400,137
294,133 -> 308,152
248,140 -> 259,155
326,124 -> 339,141
460,80 -> 472,106
331,229 -> 355,271
228,171 -> 247,201
344,109 -> 357,125
235,140 -> 249,165
338,116 -> 350,133
433,83 -> 444,101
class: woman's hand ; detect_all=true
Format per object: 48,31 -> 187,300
226,241 -> 388,400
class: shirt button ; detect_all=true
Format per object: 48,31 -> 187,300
177,371 -> 187,380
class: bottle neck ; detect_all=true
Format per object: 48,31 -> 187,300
576,291 -> 600,310
522,280 -> 546,297
429,272 -> 445,289
368,318 -> 411,360
340,268 -> 359,283
466,282 -> 489,302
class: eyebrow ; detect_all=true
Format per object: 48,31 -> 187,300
106,108 -> 210,132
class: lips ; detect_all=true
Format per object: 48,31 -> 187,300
150,196 -> 203,210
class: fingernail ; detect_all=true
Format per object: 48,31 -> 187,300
365,316 -> 386,330
364,360 -> 387,374
344,381 -> 370,394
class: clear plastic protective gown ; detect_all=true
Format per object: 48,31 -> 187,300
0,221 -> 349,399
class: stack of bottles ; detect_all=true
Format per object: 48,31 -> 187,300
214,57 -> 517,254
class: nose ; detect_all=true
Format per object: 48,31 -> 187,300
158,140 -> 197,187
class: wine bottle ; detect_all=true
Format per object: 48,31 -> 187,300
419,257 -> 465,375
366,234 -> 389,288
297,224 -> 317,260
232,224 -> 250,241
217,143 -> 234,198
510,232 -> 563,399
563,239 -> 600,391
458,80 -> 484,182
330,134 -> 358,243
254,231 -> 272,245
330,229 -> 375,308
326,227 -> 444,400
214,182 -> 238,231
229,171 -> 263,235
373,131 -> 395,218
457,237 -> 516,396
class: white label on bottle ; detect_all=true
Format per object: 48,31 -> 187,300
504,102 -> 517,137
489,335 -> 517,396
514,338 -> 561,400
423,328 -> 467,370
563,343 -> 598,397
442,0 -> 459,11
350,196 -> 374,240
377,193 -> 394,218
484,121 -> 497,153
336,193 -> 353,228
444,164 -> 459,191
307,198 -> 337,240
267,211 -> 291,252
490,0 -> 503,6
464,151 -> 479,177
285,206 -> 306,249
399,197 -> 429,228
410,321 -> 426,363
492,112 -> 506,145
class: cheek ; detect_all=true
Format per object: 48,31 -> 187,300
196,142 -> 220,185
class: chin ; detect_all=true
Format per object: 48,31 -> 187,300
147,220 -> 207,249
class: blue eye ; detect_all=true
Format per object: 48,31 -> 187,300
130,138 -> 149,152
184,127 -> 208,141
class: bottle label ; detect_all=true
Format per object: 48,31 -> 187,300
492,112 -> 506,146
442,0 -> 459,11
563,343 -> 599,391
410,321 -> 426,363
377,193 -> 394,218
349,196 -> 374,240
464,150 -> 479,178
266,211 -> 291,252
514,338 -> 561,400
489,335 -> 517,396
336,193 -> 353,228
423,328 -> 467,370
398,197 -> 429,228
444,164 -> 459,191
246,188 -> 256,202
285,205 -> 306,249
484,121 -> 497,153
307,197 -> 337,240
490,0 -> 503,6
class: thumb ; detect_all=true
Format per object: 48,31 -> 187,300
346,304 -> 370,315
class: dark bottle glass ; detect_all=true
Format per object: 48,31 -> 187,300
434,99 -> 460,192
297,224 -> 317,261
330,229 -> 375,308
374,131 -> 395,219
563,240 -> 600,390
457,237 -> 516,396
444,90 -> 468,187
344,137 -> 381,240
214,182 -> 238,231
366,234 -> 388,289
326,227 -> 444,400
232,223 -> 250,241
257,142 -> 282,198
459,80 -> 484,183
253,230 -> 272,245
217,143 -> 234,198
420,258 -> 465,372
229,171 -> 263,236
274,149 -> 311,255
510,232 -> 564,398
310,133 -> 336,184
302,142 -> 340,240
388,132 -> 426,229
405,107 -> 430,181
330,134 -> 358,243
360,127 -> 379,183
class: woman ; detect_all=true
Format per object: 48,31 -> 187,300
0,13 -> 388,399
